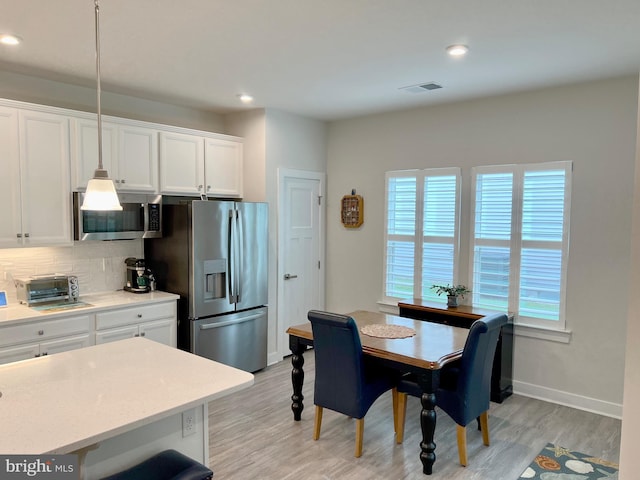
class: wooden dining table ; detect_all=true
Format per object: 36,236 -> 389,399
286,310 -> 470,475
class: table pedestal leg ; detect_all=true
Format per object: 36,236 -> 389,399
418,370 -> 440,475
420,392 -> 437,474
290,341 -> 307,421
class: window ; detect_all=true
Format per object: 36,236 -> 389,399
383,168 -> 461,304
470,161 -> 571,330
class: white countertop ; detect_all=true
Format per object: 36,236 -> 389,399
0,337 -> 254,454
0,290 -> 180,327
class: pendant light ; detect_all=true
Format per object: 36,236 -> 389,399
81,0 -> 122,211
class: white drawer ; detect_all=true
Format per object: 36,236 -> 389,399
0,315 -> 92,347
96,301 -> 176,330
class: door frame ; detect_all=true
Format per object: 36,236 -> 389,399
277,168 -> 326,360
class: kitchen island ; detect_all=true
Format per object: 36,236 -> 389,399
0,336 -> 253,478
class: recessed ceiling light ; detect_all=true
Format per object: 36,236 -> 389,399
446,44 -> 469,57
0,34 -> 22,46
237,94 -> 254,104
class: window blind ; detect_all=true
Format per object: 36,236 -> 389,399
470,162 -> 571,329
385,175 -> 416,299
383,169 -> 460,303
421,174 -> 459,302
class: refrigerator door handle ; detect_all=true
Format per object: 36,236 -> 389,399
228,209 -> 238,304
236,208 -> 244,303
199,312 -> 264,330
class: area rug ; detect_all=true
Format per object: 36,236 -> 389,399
519,443 -> 618,479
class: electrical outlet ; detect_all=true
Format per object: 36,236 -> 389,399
182,408 -> 197,437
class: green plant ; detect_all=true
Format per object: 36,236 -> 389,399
431,284 -> 471,298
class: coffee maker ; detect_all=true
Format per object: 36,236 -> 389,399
124,257 -> 154,293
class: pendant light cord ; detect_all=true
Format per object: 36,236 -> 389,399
95,0 -> 104,172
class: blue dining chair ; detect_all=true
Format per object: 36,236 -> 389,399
100,449 -> 213,480
395,313 -> 508,466
308,310 -> 399,457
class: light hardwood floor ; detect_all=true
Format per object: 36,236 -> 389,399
207,354 -> 620,479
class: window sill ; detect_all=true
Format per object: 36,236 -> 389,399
377,300 -> 400,315
377,299 -> 571,344
513,323 -> 572,344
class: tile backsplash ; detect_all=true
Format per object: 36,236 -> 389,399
0,240 -> 142,304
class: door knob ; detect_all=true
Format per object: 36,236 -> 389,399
284,273 -> 298,280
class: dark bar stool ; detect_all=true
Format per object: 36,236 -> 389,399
100,449 -> 213,480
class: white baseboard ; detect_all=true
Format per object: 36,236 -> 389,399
268,351 -> 283,367
513,380 -> 622,419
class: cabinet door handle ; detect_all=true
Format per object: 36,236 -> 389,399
137,314 -> 142,318
17,233 -> 22,238
140,332 -> 146,337
134,333 -> 139,337
207,185 -> 211,191
38,330 -> 44,336
24,233 -> 30,238
121,179 -> 126,184
197,184 -> 203,191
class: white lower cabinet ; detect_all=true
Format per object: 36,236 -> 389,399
0,315 -> 92,365
95,301 -> 177,347
0,298 -> 177,366
41,334 -> 92,355
95,325 -> 138,344
0,343 -> 40,364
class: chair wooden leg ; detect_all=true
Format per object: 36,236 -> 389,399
456,425 -> 468,467
395,392 -> 407,444
355,418 -> 364,457
479,411 -> 490,446
313,406 -> 323,440
392,387 -> 398,433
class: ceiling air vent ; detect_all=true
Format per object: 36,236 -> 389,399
400,82 -> 443,94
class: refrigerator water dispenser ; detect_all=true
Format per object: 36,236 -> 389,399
203,259 -> 226,300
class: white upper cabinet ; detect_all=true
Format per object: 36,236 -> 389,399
118,124 -> 158,191
0,98 -> 245,248
19,110 -> 72,246
205,137 -> 243,198
0,106 -> 22,247
0,107 -> 72,248
71,118 -> 158,192
159,131 -> 205,195
71,117 -> 117,189
160,131 -> 243,198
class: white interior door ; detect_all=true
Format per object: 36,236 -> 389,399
278,169 -> 325,358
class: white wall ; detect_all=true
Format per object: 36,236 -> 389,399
0,70 -> 225,132
224,109 -> 267,202
618,76 -> 640,479
325,76 -> 639,414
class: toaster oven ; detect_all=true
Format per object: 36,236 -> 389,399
14,275 -> 80,306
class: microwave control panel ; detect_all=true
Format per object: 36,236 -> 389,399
148,203 -> 161,232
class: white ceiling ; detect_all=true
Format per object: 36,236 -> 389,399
1,0 -> 639,121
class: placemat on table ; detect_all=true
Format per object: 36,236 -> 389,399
360,324 -> 416,339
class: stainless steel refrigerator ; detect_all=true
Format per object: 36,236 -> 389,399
144,199 -> 268,372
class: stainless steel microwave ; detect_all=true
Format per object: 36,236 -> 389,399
73,192 -> 162,241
